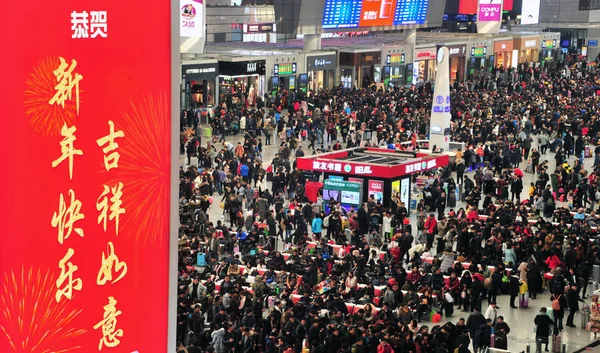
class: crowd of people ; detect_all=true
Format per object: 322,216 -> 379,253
176,56 -> 600,353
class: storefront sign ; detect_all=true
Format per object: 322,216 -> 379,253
306,54 -> 337,71
219,60 -> 266,76
183,63 -> 219,79
415,48 -> 437,60
542,40 -> 556,49
471,46 -> 487,57
589,40 -> 598,47
446,45 -> 467,57
494,40 -> 513,53
245,23 -> 274,33
0,0 -> 173,352
386,54 -> 406,65
404,159 -> 438,173
524,39 -> 537,48
274,62 -> 297,75
180,0 -> 204,37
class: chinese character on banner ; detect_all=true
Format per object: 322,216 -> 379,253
427,159 -> 437,169
55,248 -> 83,303
93,296 -> 124,350
97,182 -> 126,235
90,11 -> 108,38
312,161 -> 321,170
96,120 -> 125,171
49,57 -> 83,115
97,242 -> 128,285
52,189 -> 85,244
327,163 -> 335,171
334,163 -> 342,172
52,123 -> 83,180
356,166 -> 363,173
71,11 -> 89,39
319,162 -> 327,170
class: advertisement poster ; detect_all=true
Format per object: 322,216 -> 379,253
0,1 -> 172,352
400,178 -> 410,206
368,180 -> 384,202
478,0 -> 501,21
322,0 -> 429,29
520,0 -> 540,25
391,180 -> 400,195
181,0 -> 204,37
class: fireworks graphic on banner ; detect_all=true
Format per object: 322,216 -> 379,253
24,56 -> 82,137
0,267 -> 86,352
111,93 -> 170,247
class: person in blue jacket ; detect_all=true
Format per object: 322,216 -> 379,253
312,216 -> 323,240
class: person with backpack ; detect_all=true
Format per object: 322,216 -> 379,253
493,316 -> 510,350
466,309 -> 486,352
474,319 -> 492,353
551,292 -> 567,331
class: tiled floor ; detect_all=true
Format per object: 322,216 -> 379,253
182,125 -> 599,353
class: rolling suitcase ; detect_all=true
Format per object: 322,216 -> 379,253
593,265 -> 600,283
526,162 -> 533,173
551,333 -> 561,353
196,253 -> 207,266
519,292 -> 529,308
581,311 -> 590,329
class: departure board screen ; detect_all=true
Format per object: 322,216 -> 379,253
322,0 -> 429,29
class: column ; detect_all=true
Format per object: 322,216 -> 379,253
304,34 -> 322,51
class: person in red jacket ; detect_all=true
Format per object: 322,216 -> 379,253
545,253 -> 562,270
424,214 -> 437,248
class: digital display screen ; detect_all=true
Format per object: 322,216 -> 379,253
322,0 -> 429,29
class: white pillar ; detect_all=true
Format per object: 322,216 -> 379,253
304,34 -> 322,51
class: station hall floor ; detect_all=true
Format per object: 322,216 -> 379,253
181,128 -> 600,353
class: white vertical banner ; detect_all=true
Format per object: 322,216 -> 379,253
477,0 -> 503,34
430,47 -> 451,152
521,0 -> 540,24
180,0 -> 205,54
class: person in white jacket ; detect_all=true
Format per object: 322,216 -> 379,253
485,302 -> 498,324
382,212 -> 392,242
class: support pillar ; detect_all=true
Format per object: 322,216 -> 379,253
304,34 -> 322,51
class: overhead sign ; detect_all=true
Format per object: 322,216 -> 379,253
386,54 -> 406,65
0,0 -> 173,352
471,46 -> 487,57
542,40 -> 556,50
322,0 -> 430,29
180,0 -> 204,37
245,23 -> 274,33
415,48 -> 437,60
477,0 -> 503,34
589,40 -> 598,47
306,54 -> 337,71
274,63 -> 297,75
182,63 -> 219,79
446,45 -> 467,57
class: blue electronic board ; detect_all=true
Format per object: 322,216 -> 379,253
322,0 -> 429,29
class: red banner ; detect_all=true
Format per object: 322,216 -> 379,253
0,1 -> 172,352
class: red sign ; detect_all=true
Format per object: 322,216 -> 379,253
459,0 -> 478,14
296,151 -> 449,179
358,0 -> 398,27
415,48 -> 437,60
0,1 -> 172,353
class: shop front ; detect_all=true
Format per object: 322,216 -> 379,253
540,33 -> 561,67
272,62 -> 298,92
339,51 -> 381,89
296,147 -> 449,208
218,60 -> 266,108
468,45 -> 488,79
306,52 -> 337,93
381,45 -> 406,86
441,44 -> 467,83
182,61 -> 219,109
493,40 -> 514,68
514,36 -> 540,64
413,47 -> 437,85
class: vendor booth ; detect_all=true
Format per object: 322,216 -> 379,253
296,147 -> 449,208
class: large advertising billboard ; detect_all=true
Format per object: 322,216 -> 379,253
521,0 -> 540,24
322,0 -> 430,29
0,0 -> 174,352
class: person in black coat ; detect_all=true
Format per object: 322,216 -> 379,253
535,308 -> 554,352
508,275 -> 520,308
565,285 -> 580,327
466,310 -> 486,351
526,261 -> 541,299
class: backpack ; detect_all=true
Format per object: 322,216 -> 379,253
547,198 -> 554,207
552,295 -> 561,311
371,215 -> 379,228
